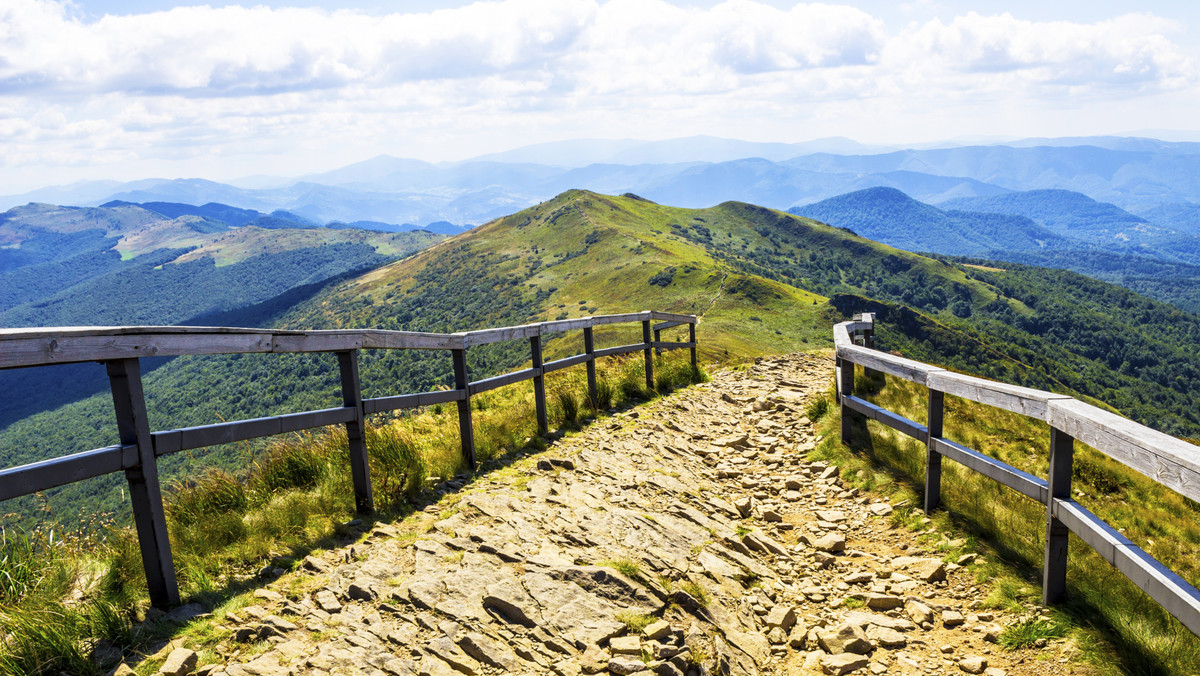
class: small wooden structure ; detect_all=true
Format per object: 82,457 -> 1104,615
0,311 -> 698,607
836,314 -> 1200,635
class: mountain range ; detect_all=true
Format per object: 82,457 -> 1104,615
5,136 -> 1200,230
5,189 -> 1200,528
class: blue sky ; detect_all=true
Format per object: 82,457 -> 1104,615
2,0 -> 1198,190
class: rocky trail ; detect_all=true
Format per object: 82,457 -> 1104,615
133,353 -> 1074,676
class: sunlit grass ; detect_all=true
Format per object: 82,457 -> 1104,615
0,351 -> 705,673
813,365 -> 1200,675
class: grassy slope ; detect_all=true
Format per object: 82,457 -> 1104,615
6,190 -> 1200,673
9,189 -> 1200,523
0,191 -> 832,525
291,190 -> 830,358
808,367 -> 1200,675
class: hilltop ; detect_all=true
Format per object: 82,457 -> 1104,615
5,189 -> 1200,526
791,187 -> 1063,256
145,354 -> 1065,676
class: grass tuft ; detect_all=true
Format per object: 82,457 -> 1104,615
0,350 -> 706,670
998,616 -> 1069,649
600,557 -> 642,578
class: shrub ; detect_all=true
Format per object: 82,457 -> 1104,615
594,378 -> 615,410
251,436 -> 328,496
366,425 -> 427,505
166,469 -> 247,528
553,387 -> 579,424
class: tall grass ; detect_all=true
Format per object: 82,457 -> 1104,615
0,350 -> 706,674
812,366 -> 1200,675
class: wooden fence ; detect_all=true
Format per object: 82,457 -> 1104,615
0,311 -> 698,608
835,313 -> 1200,636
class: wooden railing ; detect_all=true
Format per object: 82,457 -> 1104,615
835,313 -> 1200,636
0,311 -> 698,607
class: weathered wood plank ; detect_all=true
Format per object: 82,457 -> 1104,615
361,330 -> 464,350
925,389 -> 944,514
642,320 -> 654,391
539,317 -> 594,334
652,341 -> 697,350
833,323 -> 855,349
152,407 -> 356,455
1044,428 -> 1073,604
468,367 -> 540,396
838,344 -> 945,385
0,444 -> 129,502
1048,399 -> 1200,504
452,349 -> 475,470
594,343 -> 644,359
932,437 -> 1048,503
649,311 -> 696,323
530,335 -> 548,436
363,389 -> 464,415
273,332 -> 362,352
543,353 -> 591,374
584,326 -> 598,408
339,350 -> 373,514
592,312 -> 652,326
1056,499 -> 1200,635
927,371 -> 1071,421
0,332 -> 276,368
653,321 -> 686,332
843,395 -> 929,443
107,358 -> 179,608
463,324 -> 541,347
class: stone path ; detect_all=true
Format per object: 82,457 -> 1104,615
151,353 -> 1072,676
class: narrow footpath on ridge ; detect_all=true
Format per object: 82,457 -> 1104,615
141,353 -> 1081,676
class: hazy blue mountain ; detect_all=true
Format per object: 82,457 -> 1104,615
1137,202 -> 1200,236
791,186 -> 1200,314
102,178 -> 280,211
469,135 -> 889,166
1005,136 -> 1200,154
791,187 -> 1063,256
8,135 -> 1200,237
103,200 -> 262,227
940,190 -> 1166,242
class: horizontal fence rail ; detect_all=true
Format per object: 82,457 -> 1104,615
0,311 -> 698,608
834,314 -> 1200,636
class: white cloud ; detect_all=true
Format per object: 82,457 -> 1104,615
0,0 -> 1196,187
891,12 -> 1195,93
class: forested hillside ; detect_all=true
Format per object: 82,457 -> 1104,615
794,187 -> 1200,315
5,190 -> 1200,526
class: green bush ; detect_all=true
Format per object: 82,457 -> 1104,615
554,387 -> 579,424
251,438 -> 327,495
165,469 -> 248,528
366,425 -> 427,506
594,378 -> 615,410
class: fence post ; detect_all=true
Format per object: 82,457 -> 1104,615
106,358 -> 179,608
689,321 -> 698,370
453,348 -> 477,470
337,350 -> 373,514
584,326 -> 598,409
642,318 -> 654,392
530,333 -> 548,435
1043,427 -> 1074,604
925,389 -> 945,514
654,327 -> 662,356
838,356 -> 855,445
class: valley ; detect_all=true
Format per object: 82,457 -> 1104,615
4,190 -> 1200,530
3,184 -> 1200,675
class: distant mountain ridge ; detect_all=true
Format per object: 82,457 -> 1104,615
792,187 -> 1062,256
6,135 -> 1200,230
790,186 -> 1200,315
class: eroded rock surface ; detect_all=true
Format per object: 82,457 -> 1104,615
188,353 -> 1048,676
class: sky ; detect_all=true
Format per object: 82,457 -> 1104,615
2,0 -> 1199,191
